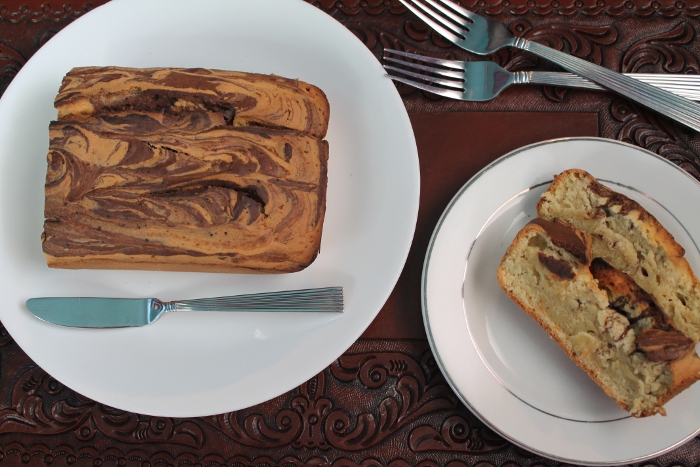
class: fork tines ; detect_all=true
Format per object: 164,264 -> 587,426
398,0 -> 474,42
383,49 -> 465,99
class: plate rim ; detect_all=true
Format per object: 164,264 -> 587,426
0,0 -> 420,417
421,136 -> 700,465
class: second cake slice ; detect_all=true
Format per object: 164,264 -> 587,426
498,218 -> 700,417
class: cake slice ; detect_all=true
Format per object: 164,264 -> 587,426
537,169 -> 700,342
498,218 -> 700,416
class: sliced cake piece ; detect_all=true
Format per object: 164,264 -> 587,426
537,169 -> 700,342
498,218 -> 700,417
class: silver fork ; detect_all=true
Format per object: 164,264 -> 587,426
383,49 -> 700,102
399,0 -> 700,132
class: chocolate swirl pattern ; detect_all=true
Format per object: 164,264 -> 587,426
55,67 -> 330,138
43,67 -> 329,273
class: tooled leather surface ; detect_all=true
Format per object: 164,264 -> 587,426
1,1 -> 700,466
347,9 -> 700,177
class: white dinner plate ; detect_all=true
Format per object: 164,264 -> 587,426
0,0 -> 419,417
422,138 -> 700,465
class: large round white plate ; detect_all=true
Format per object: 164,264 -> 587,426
422,138 -> 700,465
0,0 -> 419,417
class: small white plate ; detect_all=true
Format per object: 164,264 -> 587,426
0,0 -> 419,417
422,137 -> 700,465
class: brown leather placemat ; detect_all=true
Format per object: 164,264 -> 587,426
362,111 -> 598,338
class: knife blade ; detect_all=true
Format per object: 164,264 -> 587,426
25,287 -> 344,328
26,297 -> 160,327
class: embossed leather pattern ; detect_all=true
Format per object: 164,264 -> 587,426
1,1 -> 700,466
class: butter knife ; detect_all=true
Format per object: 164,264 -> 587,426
25,287 -> 344,328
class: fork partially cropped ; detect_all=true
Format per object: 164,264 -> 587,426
384,49 -> 700,102
398,0 -> 700,132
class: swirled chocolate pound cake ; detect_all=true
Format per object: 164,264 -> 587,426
498,219 -> 700,417
42,67 -> 330,273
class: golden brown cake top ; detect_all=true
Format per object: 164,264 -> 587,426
54,67 -> 330,139
43,120 -> 328,271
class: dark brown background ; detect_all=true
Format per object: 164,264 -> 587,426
1,0 -> 700,465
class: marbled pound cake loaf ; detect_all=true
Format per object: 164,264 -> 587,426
43,67 -> 330,273
538,169 -> 700,342
498,219 -> 700,417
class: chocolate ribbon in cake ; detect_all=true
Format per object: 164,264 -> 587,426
55,67 -> 330,139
